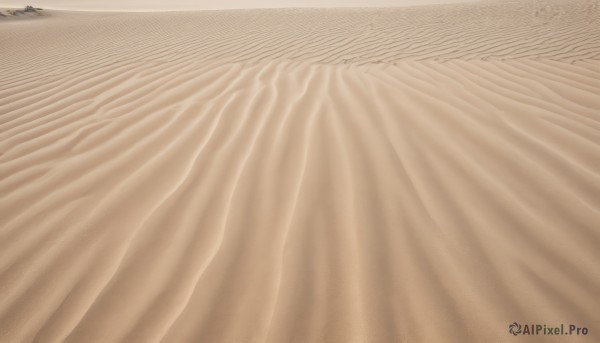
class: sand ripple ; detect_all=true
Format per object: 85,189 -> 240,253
1,0 -> 599,342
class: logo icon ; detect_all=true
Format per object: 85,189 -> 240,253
509,322 -> 522,336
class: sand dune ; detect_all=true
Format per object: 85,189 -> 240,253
1,0 -> 599,342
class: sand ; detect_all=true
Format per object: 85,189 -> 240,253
1,0 -> 599,342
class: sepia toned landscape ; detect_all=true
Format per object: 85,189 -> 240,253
1,0 -> 599,342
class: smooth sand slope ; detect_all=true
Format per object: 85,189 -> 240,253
1,0 -> 599,342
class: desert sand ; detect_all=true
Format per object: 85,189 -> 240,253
1,0 -> 599,342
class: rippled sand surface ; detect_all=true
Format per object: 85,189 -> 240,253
1,0 -> 599,342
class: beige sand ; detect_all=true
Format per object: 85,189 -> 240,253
1,0 -> 599,342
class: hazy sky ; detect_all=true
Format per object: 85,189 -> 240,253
1,0 -> 477,11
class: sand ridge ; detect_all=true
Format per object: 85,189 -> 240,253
1,0 -> 599,342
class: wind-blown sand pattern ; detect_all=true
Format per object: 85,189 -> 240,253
1,0 -> 599,342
